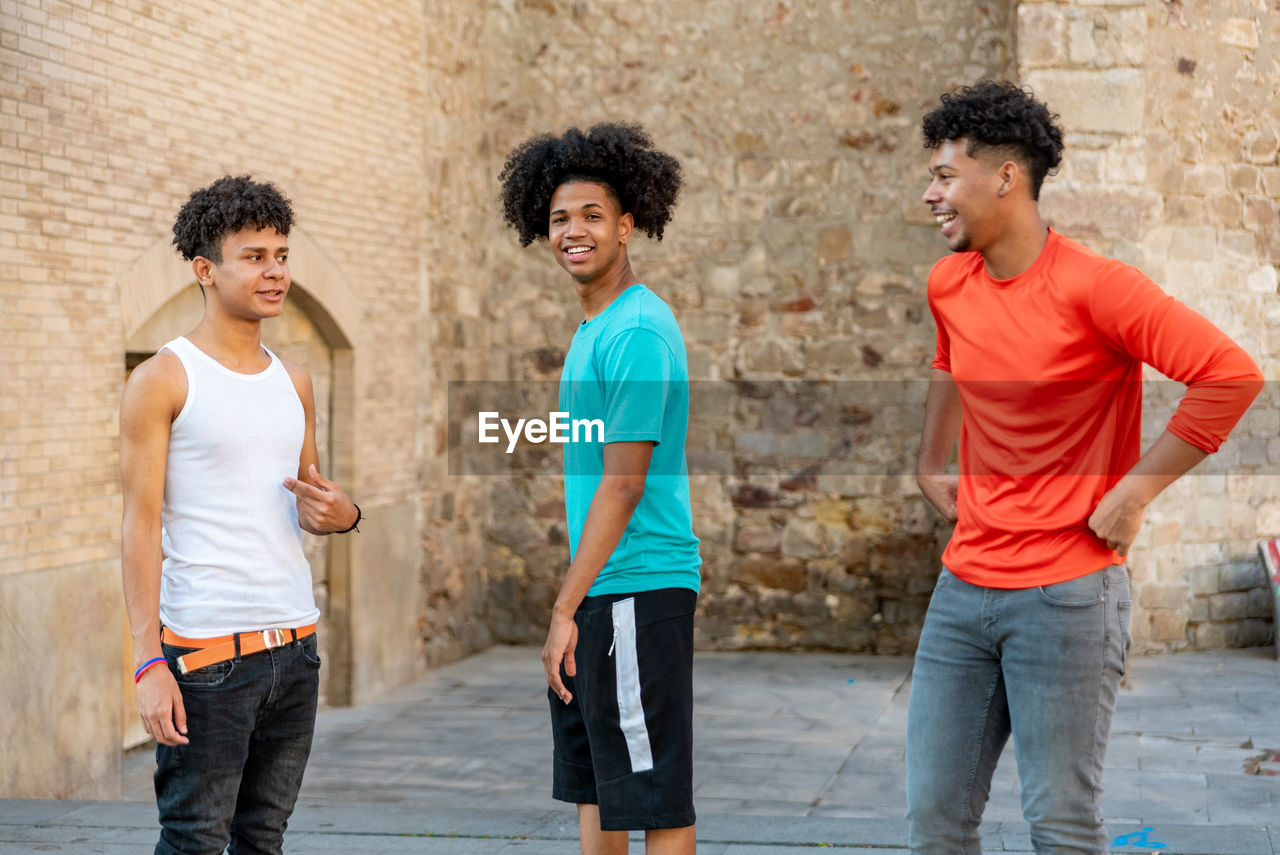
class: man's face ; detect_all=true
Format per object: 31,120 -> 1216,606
548,181 -> 633,283
202,226 -> 290,319
922,138 -> 1004,255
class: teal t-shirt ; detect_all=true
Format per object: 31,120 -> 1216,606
559,284 -> 701,596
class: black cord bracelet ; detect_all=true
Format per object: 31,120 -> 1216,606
334,503 -> 361,534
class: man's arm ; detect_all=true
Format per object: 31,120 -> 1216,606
1087,431 -> 1207,557
916,368 -> 962,523
1086,265 -> 1264,556
281,361 -> 359,534
120,353 -> 188,746
542,440 -> 653,704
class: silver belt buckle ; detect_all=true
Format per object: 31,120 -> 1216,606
262,628 -> 288,649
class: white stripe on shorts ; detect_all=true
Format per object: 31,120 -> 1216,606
611,597 -> 654,773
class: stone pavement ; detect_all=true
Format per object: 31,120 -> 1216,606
1,645 -> 1278,853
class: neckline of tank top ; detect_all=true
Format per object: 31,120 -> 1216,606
174,336 -> 280,382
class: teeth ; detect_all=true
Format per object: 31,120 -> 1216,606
567,247 -> 590,254
935,213 -> 955,224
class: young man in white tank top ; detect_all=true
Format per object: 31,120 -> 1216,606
120,175 -> 360,855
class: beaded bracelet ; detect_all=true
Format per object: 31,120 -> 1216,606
134,657 -> 167,683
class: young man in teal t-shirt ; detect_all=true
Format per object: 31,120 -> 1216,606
500,123 -> 701,855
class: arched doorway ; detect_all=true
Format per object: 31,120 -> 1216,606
118,233 -> 357,747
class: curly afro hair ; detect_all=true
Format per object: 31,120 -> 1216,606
172,175 -> 294,262
499,122 -> 682,247
922,81 -> 1064,200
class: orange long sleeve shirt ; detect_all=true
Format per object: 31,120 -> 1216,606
929,230 -> 1263,588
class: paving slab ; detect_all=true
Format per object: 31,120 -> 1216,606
4,646 -> 1279,853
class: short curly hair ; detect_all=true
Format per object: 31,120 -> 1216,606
922,81 -> 1064,200
498,122 -> 682,247
172,175 -> 294,262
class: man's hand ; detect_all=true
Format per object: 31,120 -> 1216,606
284,464 -> 357,533
1087,483 -> 1147,557
541,610 -> 578,705
137,665 -> 189,746
918,473 -> 960,523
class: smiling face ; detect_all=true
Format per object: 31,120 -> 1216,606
196,226 -> 291,321
548,181 -> 633,285
922,138 -> 1006,255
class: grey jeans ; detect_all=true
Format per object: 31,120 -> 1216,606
905,565 -> 1132,854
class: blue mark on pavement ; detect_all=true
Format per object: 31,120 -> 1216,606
1112,827 -> 1166,849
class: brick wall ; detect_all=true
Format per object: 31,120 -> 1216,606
0,0 -> 449,797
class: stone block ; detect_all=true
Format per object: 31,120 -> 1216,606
1067,19 -> 1097,65
1226,620 -> 1272,648
1246,588 -> 1274,620
1245,265 -> 1278,294
1256,500 -> 1280,535
1260,166 -> 1280,195
1219,17 -> 1260,50
1147,610 -> 1188,644
1022,68 -> 1143,134
1016,3 -> 1066,67
732,556 -> 807,593
1218,562 -> 1265,593
1138,583 -> 1189,611
1167,226 -> 1217,262
1105,141 -> 1145,184
1208,592 -> 1249,622
1065,149 -> 1104,183
1206,194 -> 1243,230
1040,185 -> 1160,241
1182,164 -> 1226,196
781,518 -> 833,560
1191,621 -> 1226,650
1243,197 -> 1278,231
818,227 -> 852,265
1245,130 -> 1279,166
741,338 -> 804,375
1227,164 -> 1261,193
1188,596 -> 1209,623
1163,195 -> 1205,225
0,563 -> 122,798
1189,565 -> 1220,595
734,523 -> 781,554
350,501 -> 427,704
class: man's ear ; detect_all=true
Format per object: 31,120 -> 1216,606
618,211 -> 635,245
192,256 -> 213,288
996,160 -> 1019,198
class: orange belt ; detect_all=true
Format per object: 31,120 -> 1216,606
162,624 -> 316,675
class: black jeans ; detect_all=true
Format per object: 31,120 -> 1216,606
155,633 -> 321,855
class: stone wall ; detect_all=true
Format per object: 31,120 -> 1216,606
467,0 -> 1277,655
463,0 -> 1018,653
1020,0 -> 1280,653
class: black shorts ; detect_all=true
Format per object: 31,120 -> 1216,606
550,587 -> 697,831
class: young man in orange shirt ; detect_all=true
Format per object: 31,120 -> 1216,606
910,82 -> 1262,853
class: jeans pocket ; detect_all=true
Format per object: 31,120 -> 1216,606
1037,569 -> 1106,607
162,643 -> 235,687
299,634 -> 322,668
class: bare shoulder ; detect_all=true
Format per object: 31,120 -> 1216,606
122,349 -> 187,422
278,356 -> 315,403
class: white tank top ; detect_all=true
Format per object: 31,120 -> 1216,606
158,336 -> 320,637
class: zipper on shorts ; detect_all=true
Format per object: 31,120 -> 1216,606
607,623 -> 619,657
